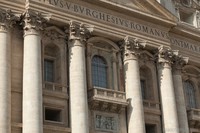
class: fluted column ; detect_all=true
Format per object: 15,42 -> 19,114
172,56 -> 189,133
68,22 -> 93,133
0,9 -> 18,133
156,46 -> 179,133
22,10 -> 50,133
122,36 -> 146,133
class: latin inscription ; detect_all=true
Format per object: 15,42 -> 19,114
35,0 -> 200,53
35,0 -> 170,40
170,37 -> 200,53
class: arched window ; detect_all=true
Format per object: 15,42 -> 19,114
184,81 -> 196,108
92,55 -> 107,88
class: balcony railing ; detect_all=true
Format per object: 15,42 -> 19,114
187,108 -> 200,128
143,100 -> 161,115
88,87 -> 128,113
43,82 -> 66,92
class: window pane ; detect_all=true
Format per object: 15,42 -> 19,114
184,81 -> 196,108
92,56 -> 107,88
140,80 -> 146,100
44,59 -> 54,82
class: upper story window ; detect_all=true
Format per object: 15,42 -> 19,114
140,79 -> 147,100
92,55 -> 107,88
184,81 -> 196,108
44,59 -> 54,82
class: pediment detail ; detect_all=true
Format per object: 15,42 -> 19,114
101,0 -> 177,21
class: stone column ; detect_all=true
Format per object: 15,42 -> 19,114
68,22 -> 93,133
0,9 -> 18,133
22,10 -> 50,133
122,36 -> 146,133
156,46 -> 179,133
172,56 -> 189,133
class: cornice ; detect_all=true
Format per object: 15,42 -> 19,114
170,22 -> 200,41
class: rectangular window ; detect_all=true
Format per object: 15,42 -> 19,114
145,124 -> 157,133
44,107 -> 62,122
140,79 -> 146,99
44,59 -> 54,82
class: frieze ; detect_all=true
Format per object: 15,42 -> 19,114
33,0 -> 170,40
170,37 -> 200,54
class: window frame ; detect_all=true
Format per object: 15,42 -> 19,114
43,106 -> 64,124
184,80 -> 197,109
92,55 -> 108,88
44,56 -> 56,83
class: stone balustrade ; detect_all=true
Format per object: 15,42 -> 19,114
187,108 -> 200,128
143,100 -> 161,115
88,87 -> 128,113
43,82 -> 66,92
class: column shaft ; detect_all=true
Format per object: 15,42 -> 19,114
124,58 -> 145,133
23,33 -> 43,133
69,39 -> 89,133
158,63 -> 179,133
0,28 -> 11,133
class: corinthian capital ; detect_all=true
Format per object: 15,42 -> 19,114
172,55 -> 189,74
21,9 -> 51,36
0,8 -> 20,31
121,36 -> 146,60
67,21 -> 93,42
156,46 -> 178,64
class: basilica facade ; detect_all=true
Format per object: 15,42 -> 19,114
1,0 -> 200,133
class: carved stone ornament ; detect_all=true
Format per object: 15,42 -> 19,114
172,55 -> 189,70
95,114 -> 118,131
121,36 -> 146,60
0,8 -> 20,31
156,46 -> 177,64
67,21 -> 93,42
42,26 -> 66,43
21,9 -> 51,36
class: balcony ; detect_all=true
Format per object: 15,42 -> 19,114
88,87 -> 128,113
187,108 -> 200,128
43,82 -> 67,92
143,100 -> 161,115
